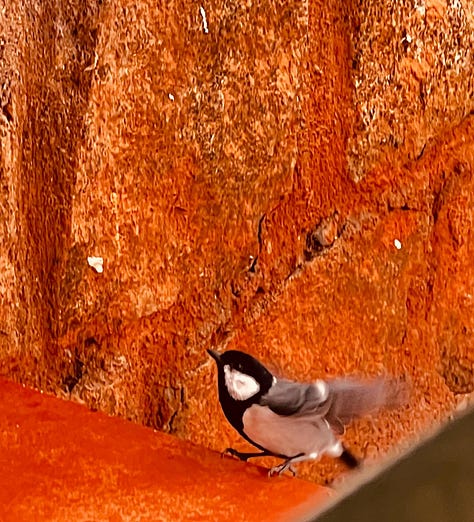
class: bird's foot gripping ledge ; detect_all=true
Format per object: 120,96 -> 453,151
268,461 -> 298,477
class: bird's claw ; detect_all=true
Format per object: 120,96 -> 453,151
222,447 -> 247,461
268,463 -> 297,477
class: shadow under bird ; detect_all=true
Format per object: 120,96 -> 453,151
207,349 -> 408,476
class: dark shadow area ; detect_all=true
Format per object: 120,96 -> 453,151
11,0 -> 101,387
312,409 -> 474,522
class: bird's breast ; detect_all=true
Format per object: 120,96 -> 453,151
242,404 -> 337,458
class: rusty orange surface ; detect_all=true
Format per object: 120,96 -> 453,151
0,380 -> 329,521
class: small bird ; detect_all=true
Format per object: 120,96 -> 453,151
208,349 -> 407,476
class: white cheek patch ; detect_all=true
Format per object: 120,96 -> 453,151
224,365 -> 260,401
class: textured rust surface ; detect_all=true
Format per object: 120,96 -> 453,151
0,0 -> 473,487
0,379 -> 327,521
347,0 -> 474,180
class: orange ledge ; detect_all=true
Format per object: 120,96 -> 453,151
0,380 -> 329,521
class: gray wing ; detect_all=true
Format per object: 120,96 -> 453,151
259,379 -> 330,417
260,376 -> 408,435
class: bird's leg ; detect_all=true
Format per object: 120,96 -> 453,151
223,448 -> 272,461
268,453 -> 313,477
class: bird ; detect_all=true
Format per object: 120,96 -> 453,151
207,348 -> 408,476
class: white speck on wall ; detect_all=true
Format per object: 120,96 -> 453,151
451,0 -> 462,11
414,0 -> 425,16
394,239 -> 402,250
199,6 -> 209,34
84,51 -> 98,72
168,93 -> 175,101
87,256 -> 104,273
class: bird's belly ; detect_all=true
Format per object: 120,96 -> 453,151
242,404 -> 336,458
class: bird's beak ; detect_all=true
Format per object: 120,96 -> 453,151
207,349 -> 221,364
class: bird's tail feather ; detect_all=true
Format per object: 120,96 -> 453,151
339,446 -> 360,469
